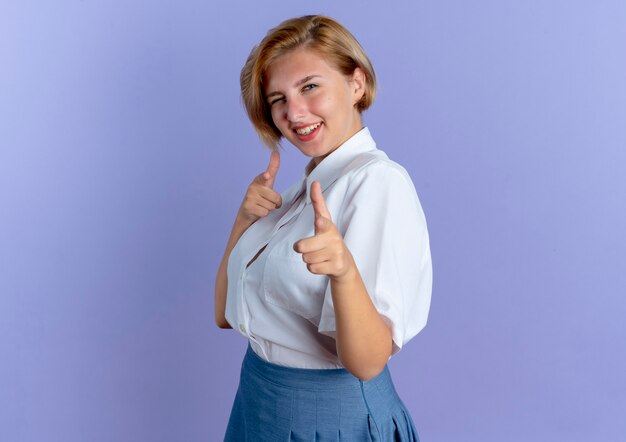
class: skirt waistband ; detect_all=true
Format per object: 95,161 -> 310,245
243,344 -> 393,392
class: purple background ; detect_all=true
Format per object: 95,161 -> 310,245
1,1 -> 625,441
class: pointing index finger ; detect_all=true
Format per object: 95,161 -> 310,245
264,149 -> 280,183
310,180 -> 332,221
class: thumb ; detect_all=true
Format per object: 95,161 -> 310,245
262,149 -> 280,188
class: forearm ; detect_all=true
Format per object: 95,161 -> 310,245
214,216 -> 253,328
331,257 -> 393,381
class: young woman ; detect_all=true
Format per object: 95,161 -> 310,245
214,15 -> 432,441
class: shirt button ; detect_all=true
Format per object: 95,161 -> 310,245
239,324 -> 246,333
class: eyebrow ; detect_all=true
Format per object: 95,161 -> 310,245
266,75 -> 321,99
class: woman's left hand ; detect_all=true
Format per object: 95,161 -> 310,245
293,180 -> 356,283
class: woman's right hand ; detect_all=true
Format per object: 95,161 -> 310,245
237,150 -> 282,226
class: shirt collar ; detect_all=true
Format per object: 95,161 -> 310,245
299,127 -> 377,205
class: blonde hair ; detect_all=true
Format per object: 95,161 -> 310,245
240,15 -> 377,149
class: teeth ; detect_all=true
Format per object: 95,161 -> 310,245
295,123 -> 321,135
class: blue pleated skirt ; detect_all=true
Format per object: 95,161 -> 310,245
224,345 -> 420,441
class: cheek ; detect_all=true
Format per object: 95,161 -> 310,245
270,107 -> 284,127
310,93 -> 334,115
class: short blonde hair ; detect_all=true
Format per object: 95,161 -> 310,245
240,15 -> 377,149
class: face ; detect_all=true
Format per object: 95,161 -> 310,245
264,47 -> 366,165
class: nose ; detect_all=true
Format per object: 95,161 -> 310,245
284,95 -> 306,123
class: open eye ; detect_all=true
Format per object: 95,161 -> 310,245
302,83 -> 318,92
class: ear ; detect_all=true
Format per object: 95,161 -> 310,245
350,67 -> 366,105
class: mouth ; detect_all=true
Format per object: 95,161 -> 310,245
293,122 -> 322,141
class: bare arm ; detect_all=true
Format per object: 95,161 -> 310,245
214,150 -> 282,328
294,180 -> 392,380
330,261 -> 392,381
214,216 -> 253,328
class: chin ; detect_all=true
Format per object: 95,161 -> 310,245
291,142 -> 323,157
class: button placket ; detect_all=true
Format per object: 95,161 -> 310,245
237,186 -> 307,345
271,192 -> 307,237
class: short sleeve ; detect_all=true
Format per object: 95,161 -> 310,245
317,161 -> 432,354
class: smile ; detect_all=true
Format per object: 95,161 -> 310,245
294,122 -> 322,135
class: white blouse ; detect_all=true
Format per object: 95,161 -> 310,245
225,127 -> 432,369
